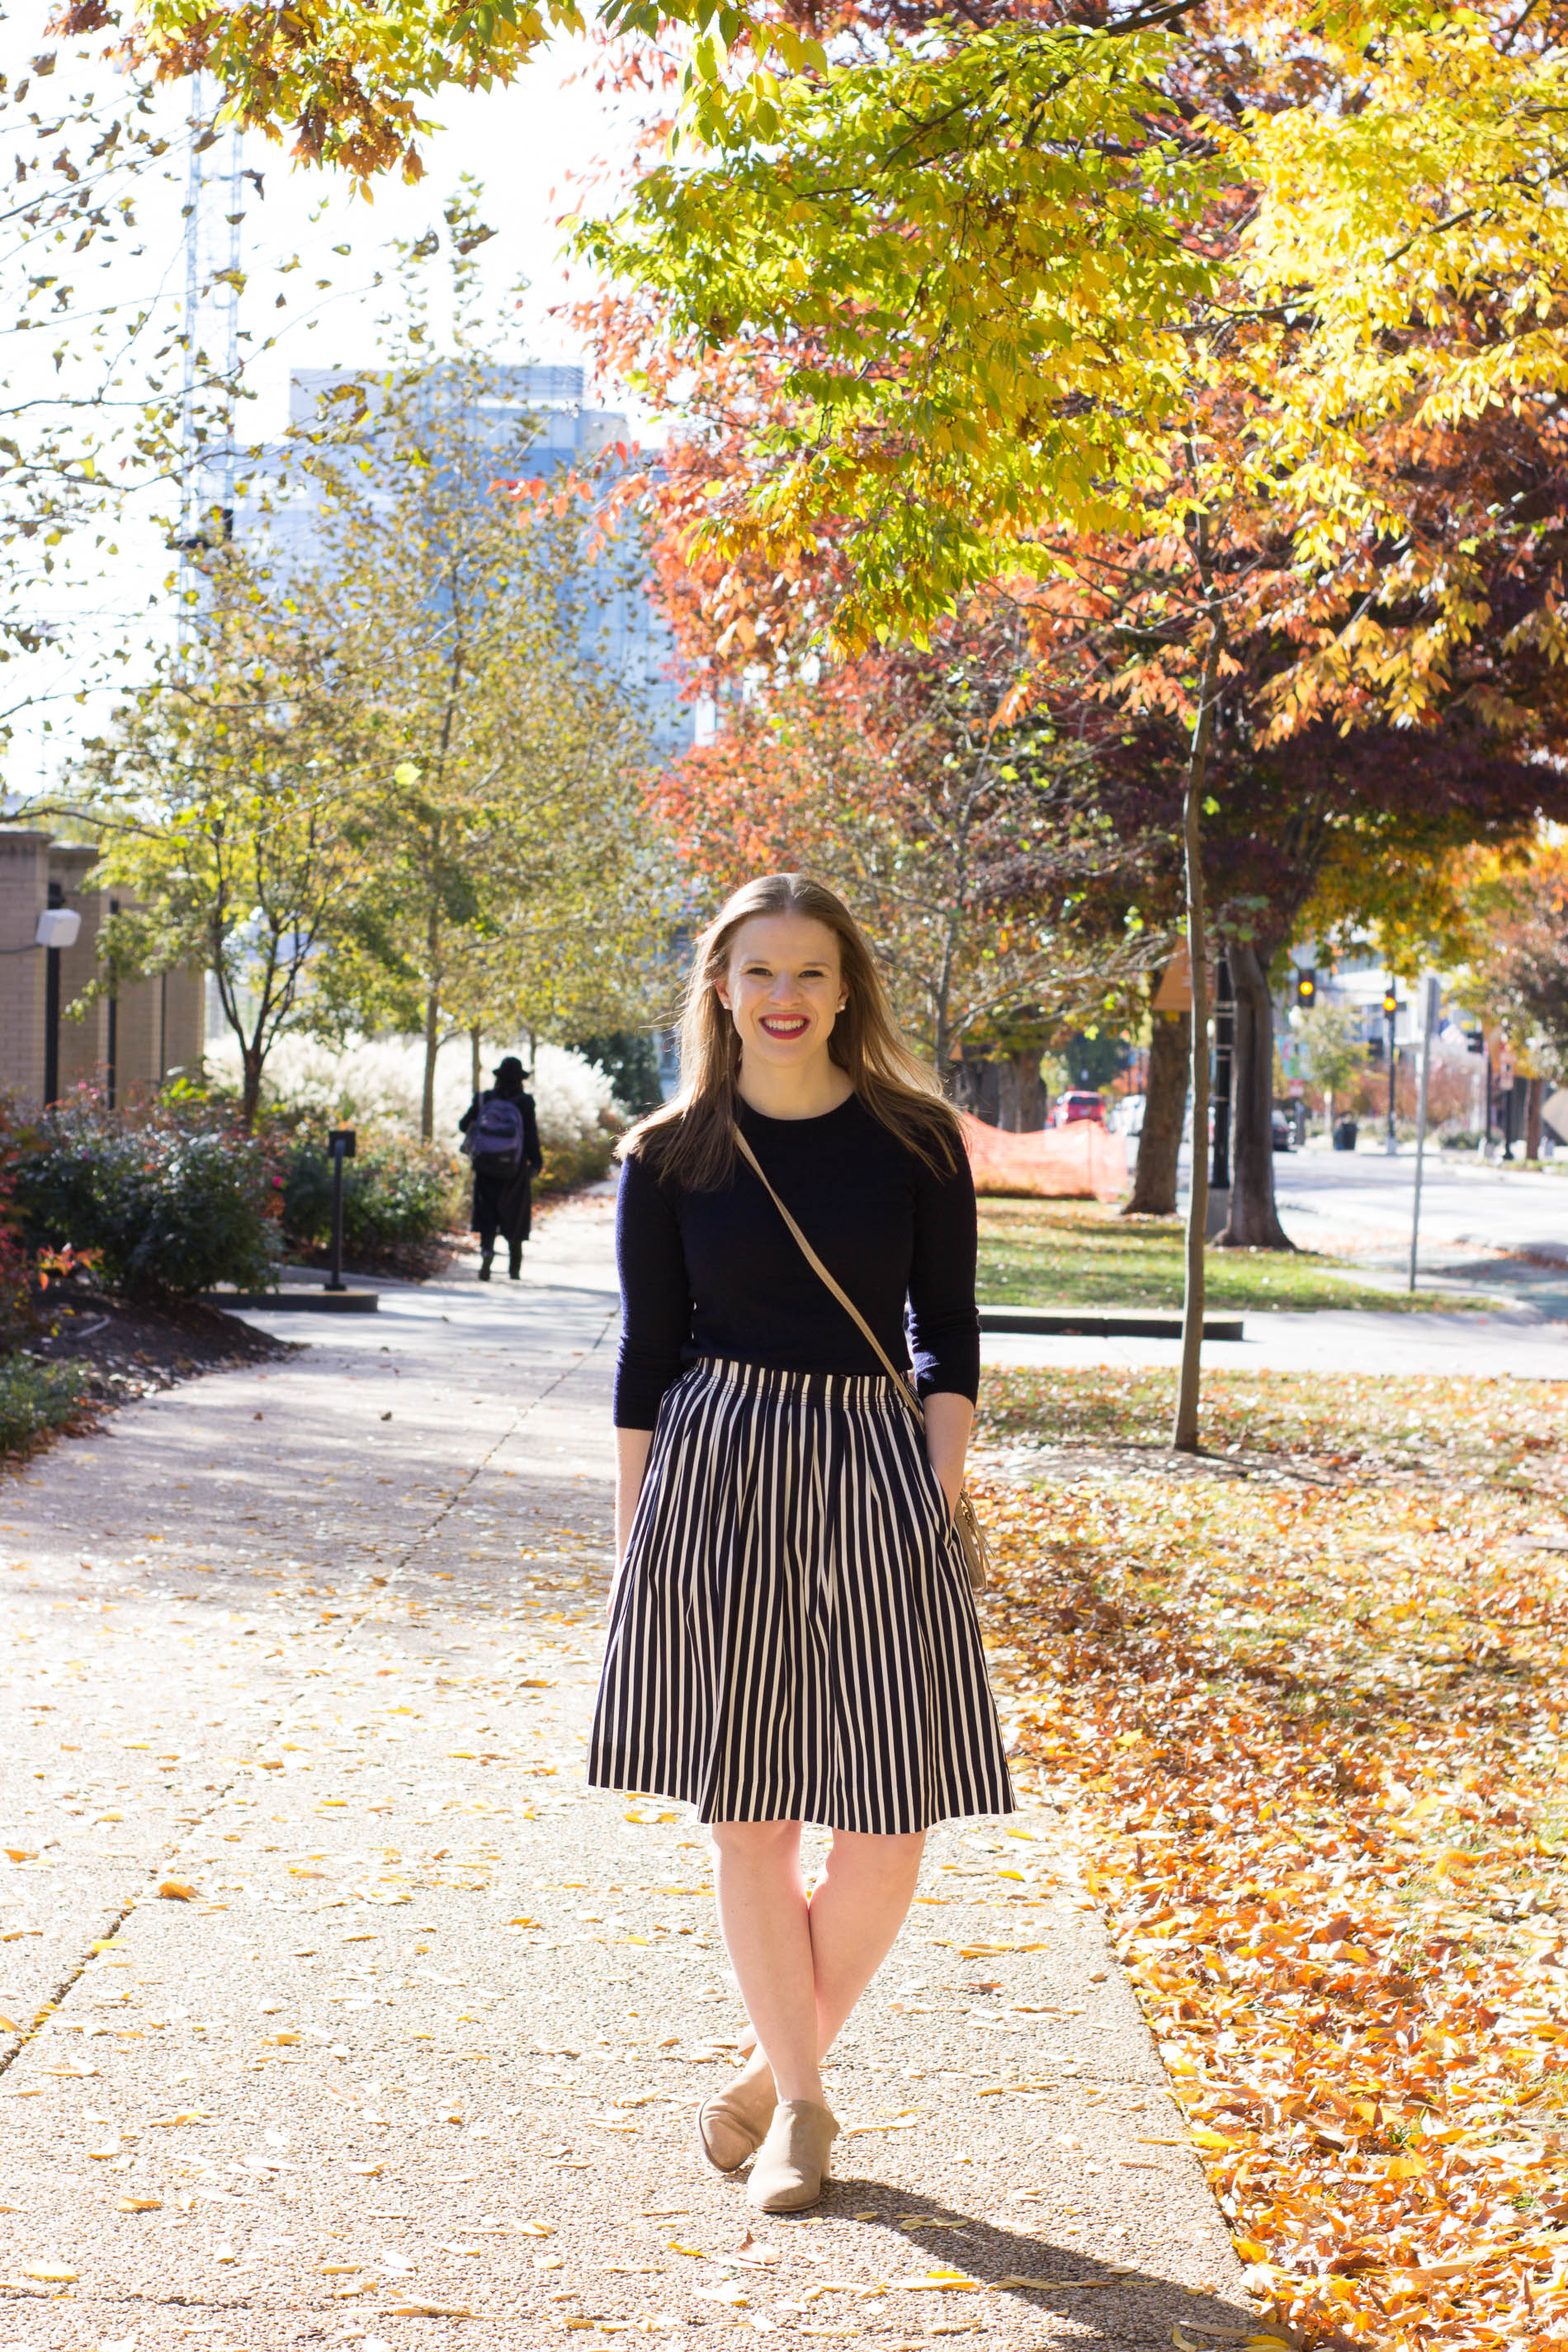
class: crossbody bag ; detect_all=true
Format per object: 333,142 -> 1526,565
731,1124 -> 991,1595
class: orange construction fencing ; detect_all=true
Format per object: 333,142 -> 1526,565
961,1112 -> 1130,1202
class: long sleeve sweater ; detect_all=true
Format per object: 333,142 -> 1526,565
613,1093 -> 980,1429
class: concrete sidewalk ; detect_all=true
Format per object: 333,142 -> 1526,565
1,1196 -> 1249,2350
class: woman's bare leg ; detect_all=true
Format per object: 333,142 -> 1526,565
715,1824 -> 926,2111
808,1828 -> 926,2050
711,1820 -> 822,2104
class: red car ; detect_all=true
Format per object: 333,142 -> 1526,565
1055,1090 -> 1107,1126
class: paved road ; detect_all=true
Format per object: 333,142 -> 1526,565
1273,1141 -> 1566,1271
0,1196 -> 1248,2350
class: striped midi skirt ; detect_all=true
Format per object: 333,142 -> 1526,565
588,1357 -> 1016,1834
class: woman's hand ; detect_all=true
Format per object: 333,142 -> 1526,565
923,1391 -> 974,1518
611,1429 -> 654,1618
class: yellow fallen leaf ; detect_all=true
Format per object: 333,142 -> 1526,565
321,2265 -> 363,2275
4,1848 -> 36,1863
347,2163 -> 384,2177
0,2014 -> 19,2032
119,2198 -> 161,2213
387,2302 -> 475,2319
902,2275 -> 980,2292
267,2032 -> 301,2046
517,2222 -> 555,2237
157,1880 -> 196,1901
23,2265 -> 78,2282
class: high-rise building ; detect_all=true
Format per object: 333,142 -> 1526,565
231,361 -> 693,755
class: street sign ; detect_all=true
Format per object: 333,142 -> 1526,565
1151,945 -> 1215,1014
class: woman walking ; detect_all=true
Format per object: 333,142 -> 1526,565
459,1055 -> 543,1280
588,873 -> 1013,2216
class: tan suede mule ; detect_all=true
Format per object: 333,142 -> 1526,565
697,2068 -> 777,2174
746,2099 -> 839,2213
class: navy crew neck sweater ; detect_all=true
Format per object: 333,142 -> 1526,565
612,1093 -> 980,1430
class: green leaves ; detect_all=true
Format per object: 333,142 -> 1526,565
578,17 -> 1221,648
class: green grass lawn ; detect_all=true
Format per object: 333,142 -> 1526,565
975,1194 -> 1456,1314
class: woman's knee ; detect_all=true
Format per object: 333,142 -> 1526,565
711,1817 -> 801,1867
825,1827 -> 925,1881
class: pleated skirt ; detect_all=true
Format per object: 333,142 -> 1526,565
587,1356 -> 1017,1834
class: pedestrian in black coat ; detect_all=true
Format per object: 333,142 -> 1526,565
459,1056 -> 544,1280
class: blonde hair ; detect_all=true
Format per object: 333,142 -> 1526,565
622,872 -> 960,1192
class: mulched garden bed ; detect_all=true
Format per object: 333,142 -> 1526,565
27,1287 -> 295,1410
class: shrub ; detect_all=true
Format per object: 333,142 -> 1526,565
567,1030 -> 666,1119
12,1091 -> 281,1299
0,1356 -> 93,1459
204,1031 -> 624,1202
280,1132 -> 460,1276
537,1127 -> 617,1197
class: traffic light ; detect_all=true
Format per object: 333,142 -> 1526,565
1382,985 -> 1399,1018
1295,967 -> 1316,1009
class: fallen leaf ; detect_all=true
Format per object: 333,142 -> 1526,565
156,1880 -> 196,1901
23,2265 -> 78,2282
118,2197 -> 162,2213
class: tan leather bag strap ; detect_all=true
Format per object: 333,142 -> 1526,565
731,1123 -> 925,1426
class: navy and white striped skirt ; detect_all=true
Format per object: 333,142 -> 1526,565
588,1357 -> 1016,1834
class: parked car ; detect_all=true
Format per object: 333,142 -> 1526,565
1271,1107 -> 1292,1153
1055,1090 -> 1107,1126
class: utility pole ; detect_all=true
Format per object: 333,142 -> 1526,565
1409,975 -> 1440,1292
1383,980 -> 1399,1154
1207,952 -> 1233,1240
175,78 -> 246,636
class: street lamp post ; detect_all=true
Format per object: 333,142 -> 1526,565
325,1127 -> 356,1294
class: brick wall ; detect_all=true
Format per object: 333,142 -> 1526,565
0,835 -> 50,1103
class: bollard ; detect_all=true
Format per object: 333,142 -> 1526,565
325,1127 -> 356,1294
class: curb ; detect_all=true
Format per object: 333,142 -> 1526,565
201,1289 -> 381,1314
980,1305 -> 1245,1340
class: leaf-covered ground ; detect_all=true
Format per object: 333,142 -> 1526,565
975,1198 -> 1466,1314
975,1367 -> 1568,2351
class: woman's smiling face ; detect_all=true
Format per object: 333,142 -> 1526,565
716,913 -> 848,1073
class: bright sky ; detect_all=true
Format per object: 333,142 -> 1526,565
3,17 -> 652,791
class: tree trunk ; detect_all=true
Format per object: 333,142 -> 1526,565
470,1023 -> 482,1103
240,1042 -> 263,1134
1013,1045 -> 1046,1131
1526,1074 -> 1544,1160
421,898 -> 442,1142
1123,1007 -> 1189,1216
1173,543 -> 1224,1456
422,984 -> 440,1143
1216,937 -> 1294,1250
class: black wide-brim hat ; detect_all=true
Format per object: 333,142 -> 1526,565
494,1055 -> 527,1085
